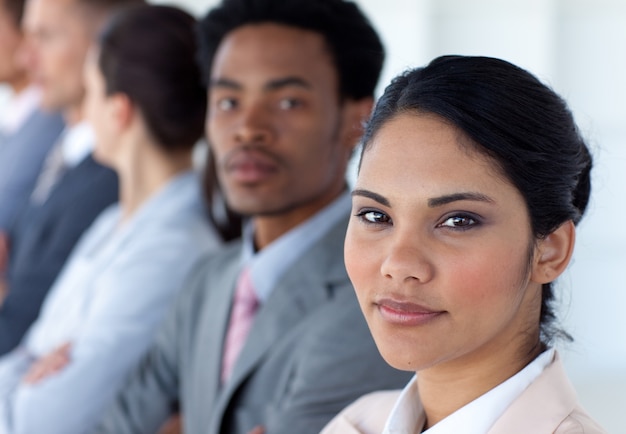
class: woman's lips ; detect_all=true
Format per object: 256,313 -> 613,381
375,298 -> 444,326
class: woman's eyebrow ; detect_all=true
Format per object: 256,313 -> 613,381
352,189 -> 390,207
352,190 -> 494,208
428,192 -> 495,207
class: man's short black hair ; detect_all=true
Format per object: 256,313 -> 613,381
197,0 -> 385,100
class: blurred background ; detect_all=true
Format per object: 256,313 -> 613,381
2,0 -> 624,430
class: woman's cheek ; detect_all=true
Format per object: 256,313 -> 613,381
344,229 -> 377,296
446,252 -> 522,312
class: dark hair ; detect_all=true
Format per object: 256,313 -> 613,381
97,4 -> 207,151
362,55 -> 593,344
1,0 -> 25,26
196,0 -> 384,100
76,0 -> 144,16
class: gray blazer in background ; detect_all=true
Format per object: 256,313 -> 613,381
0,154 -> 118,356
95,214 -> 413,434
0,109 -> 64,230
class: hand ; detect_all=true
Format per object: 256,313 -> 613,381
0,279 -> 7,307
22,342 -> 72,385
248,426 -> 265,434
157,413 -> 183,434
0,231 -> 9,274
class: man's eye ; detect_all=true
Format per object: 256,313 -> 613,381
356,210 -> 391,225
216,98 -> 237,111
278,98 -> 302,110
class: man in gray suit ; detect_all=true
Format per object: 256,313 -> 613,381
96,1 -> 412,433
0,0 -> 145,355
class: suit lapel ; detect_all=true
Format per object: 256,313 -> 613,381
213,214 -> 350,424
488,352 -> 578,434
19,156 -> 110,229
43,155 -> 100,207
190,246 -> 242,430
10,156 -> 110,255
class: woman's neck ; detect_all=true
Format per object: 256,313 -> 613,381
116,138 -> 192,223
417,338 -> 543,429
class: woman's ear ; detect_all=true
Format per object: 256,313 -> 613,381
109,92 -> 134,132
531,220 -> 576,284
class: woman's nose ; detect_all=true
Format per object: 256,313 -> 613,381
380,234 -> 434,284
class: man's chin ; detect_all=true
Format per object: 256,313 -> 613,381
39,95 -> 63,113
227,198 -> 290,218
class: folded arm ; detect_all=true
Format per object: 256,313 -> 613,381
10,234 -> 207,434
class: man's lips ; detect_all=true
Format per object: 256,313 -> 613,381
225,150 -> 279,184
375,298 -> 445,326
31,76 -> 45,87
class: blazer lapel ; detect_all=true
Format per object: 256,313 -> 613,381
189,245 -> 241,430
488,352 -> 578,434
9,156 -> 116,257
213,214 -> 351,422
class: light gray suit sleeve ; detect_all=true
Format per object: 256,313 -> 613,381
92,256 -> 212,434
91,301 -> 180,434
260,287 -> 412,434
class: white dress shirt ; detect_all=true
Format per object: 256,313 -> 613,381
0,86 -> 40,137
28,121 -> 94,206
56,121 -> 94,169
0,171 -> 220,434
382,349 -> 555,434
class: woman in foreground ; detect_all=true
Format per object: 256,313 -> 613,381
0,5 -> 220,433
322,55 -> 606,433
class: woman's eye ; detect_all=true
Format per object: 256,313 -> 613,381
216,98 -> 237,111
438,215 -> 478,229
356,210 -> 391,225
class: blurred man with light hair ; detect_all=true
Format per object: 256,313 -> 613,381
0,0 -> 145,357
0,0 -> 63,271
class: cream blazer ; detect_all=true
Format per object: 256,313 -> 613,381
321,353 -> 606,434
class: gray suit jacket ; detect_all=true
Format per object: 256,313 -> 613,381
0,154 -> 118,355
96,214 -> 412,434
0,108 -> 64,230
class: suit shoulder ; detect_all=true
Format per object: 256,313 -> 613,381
177,239 -> 242,301
188,239 -> 241,277
348,390 -> 403,414
305,283 -> 368,340
321,391 -> 401,434
554,405 -> 608,434
294,281 -> 413,384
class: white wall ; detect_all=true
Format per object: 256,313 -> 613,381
5,0 -> 625,430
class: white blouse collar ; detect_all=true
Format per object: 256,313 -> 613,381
382,348 -> 555,434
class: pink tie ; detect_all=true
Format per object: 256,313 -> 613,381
221,267 -> 259,383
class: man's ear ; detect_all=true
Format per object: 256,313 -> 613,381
339,97 -> 374,152
531,220 -> 576,284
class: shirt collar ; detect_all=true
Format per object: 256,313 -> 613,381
382,374 -> 425,434
383,348 -> 556,434
60,121 -> 95,168
240,190 -> 351,303
0,85 -> 41,135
